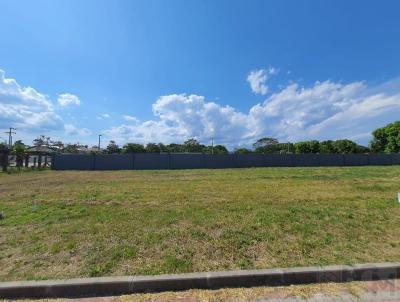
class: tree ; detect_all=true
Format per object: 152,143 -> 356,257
0,142 -> 8,152
63,144 -> 80,153
370,121 -> 400,153
330,139 -> 368,154
203,145 -> 228,154
253,137 -> 279,149
294,140 -> 320,153
183,138 -> 204,153
166,143 -> 185,153
145,143 -> 161,153
122,143 -> 145,153
319,140 -> 335,153
33,135 -> 50,147
158,143 -> 169,153
106,140 -> 121,154
12,141 -> 26,168
294,141 -> 311,153
234,148 -> 253,154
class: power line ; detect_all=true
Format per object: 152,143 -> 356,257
4,128 -> 16,148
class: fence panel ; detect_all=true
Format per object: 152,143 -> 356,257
343,154 -> 369,166
203,154 -> 236,168
392,153 -> 400,165
318,154 -> 344,166
368,154 -> 393,165
53,154 -> 94,170
291,154 -> 320,167
263,154 -> 291,167
236,154 -> 267,168
52,153 -> 399,170
134,153 -> 170,170
95,154 -> 133,170
170,154 -> 205,169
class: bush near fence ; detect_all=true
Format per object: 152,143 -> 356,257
52,153 -> 400,170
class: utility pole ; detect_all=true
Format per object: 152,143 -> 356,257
4,128 -> 16,148
98,134 -> 102,151
211,137 -> 214,155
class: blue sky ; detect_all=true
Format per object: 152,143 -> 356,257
1,0 -> 400,148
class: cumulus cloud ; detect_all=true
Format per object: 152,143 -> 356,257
105,78 -> 400,147
64,124 -> 92,136
0,69 -> 63,131
0,69 -> 93,142
247,67 -> 278,95
58,93 -> 80,106
123,115 -> 139,122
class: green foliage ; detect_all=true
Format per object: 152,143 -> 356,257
253,137 -> 279,149
293,139 -> 369,154
63,144 -> 80,153
203,145 -> 228,154
234,148 -> 253,154
12,141 -> 26,168
370,121 -> 400,153
12,140 -> 26,154
122,143 -> 145,153
332,139 -> 367,154
145,143 -> 161,153
183,138 -> 204,153
255,142 -> 294,154
165,143 -> 184,153
319,140 -> 335,153
0,142 -> 9,152
294,140 -> 320,154
32,135 -> 51,147
157,143 -> 169,153
106,140 -> 121,154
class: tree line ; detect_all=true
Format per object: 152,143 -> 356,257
1,120 -> 399,154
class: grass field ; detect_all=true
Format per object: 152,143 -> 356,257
0,166 -> 400,281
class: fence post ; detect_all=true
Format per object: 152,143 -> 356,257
1,151 -> 8,172
38,155 -> 42,169
132,153 -> 135,170
51,154 -> 55,170
92,153 -> 96,170
24,154 -> 29,168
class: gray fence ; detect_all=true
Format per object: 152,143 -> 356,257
52,153 -> 400,170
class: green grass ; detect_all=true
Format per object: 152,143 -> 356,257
0,166 -> 400,281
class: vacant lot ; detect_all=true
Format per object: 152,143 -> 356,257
0,167 -> 400,281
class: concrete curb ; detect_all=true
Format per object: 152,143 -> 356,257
0,262 -> 399,299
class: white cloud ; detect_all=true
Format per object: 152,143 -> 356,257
64,124 -> 92,136
247,67 -> 278,95
0,69 -> 63,131
97,113 -> 110,120
0,69 -> 94,143
105,78 -> 400,147
58,93 -> 80,106
123,115 -> 139,122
